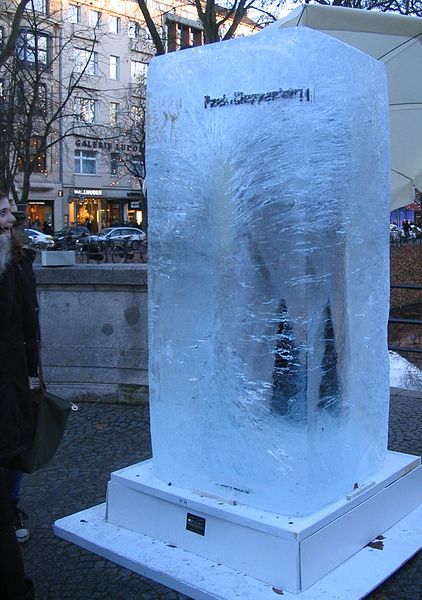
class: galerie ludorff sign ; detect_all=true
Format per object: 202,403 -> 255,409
74,137 -> 142,154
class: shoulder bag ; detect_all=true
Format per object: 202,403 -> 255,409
10,343 -> 76,474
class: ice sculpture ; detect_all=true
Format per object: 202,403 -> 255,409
146,26 -> 390,516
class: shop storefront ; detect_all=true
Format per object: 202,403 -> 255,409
68,190 -> 102,231
127,199 -> 144,227
28,200 -> 54,231
390,202 -> 421,227
68,188 -> 144,230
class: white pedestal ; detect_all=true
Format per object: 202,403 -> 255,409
55,451 -> 422,598
41,250 -> 75,266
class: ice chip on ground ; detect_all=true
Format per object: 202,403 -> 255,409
146,26 -> 390,515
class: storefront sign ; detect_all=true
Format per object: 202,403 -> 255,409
75,138 -> 142,154
129,201 -> 142,209
73,188 -> 103,196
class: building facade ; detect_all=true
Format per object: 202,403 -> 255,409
0,0 -> 258,231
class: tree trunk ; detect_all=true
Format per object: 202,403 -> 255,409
136,0 -> 166,55
0,0 -> 31,68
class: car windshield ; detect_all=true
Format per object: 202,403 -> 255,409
57,225 -> 87,233
97,228 -> 113,237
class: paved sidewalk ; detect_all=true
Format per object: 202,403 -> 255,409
20,392 -> 421,600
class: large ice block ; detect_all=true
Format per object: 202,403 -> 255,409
146,26 -> 390,516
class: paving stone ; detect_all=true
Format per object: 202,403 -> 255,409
18,396 -> 420,599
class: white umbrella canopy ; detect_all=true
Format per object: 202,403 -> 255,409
272,4 -> 422,210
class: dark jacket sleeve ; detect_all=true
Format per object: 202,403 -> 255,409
19,251 -> 40,376
0,259 -> 34,463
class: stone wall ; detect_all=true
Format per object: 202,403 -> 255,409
35,264 -> 148,404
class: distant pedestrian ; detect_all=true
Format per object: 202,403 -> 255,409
42,220 -> 53,235
403,219 -> 410,242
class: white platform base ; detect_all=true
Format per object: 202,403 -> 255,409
41,250 -> 75,266
55,502 -> 422,600
55,451 -> 422,598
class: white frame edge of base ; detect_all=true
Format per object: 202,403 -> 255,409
54,502 -> 422,600
41,250 -> 76,266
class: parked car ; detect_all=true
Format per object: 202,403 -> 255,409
409,224 -> 421,239
53,225 -> 90,249
83,227 -> 146,245
24,228 -> 55,248
390,224 -> 403,244
76,227 -> 147,262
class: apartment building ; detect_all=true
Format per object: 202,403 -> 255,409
0,0 -> 258,230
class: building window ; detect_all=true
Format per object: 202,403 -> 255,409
131,60 -> 147,82
69,4 -> 81,24
131,103 -> 144,127
131,155 -> 145,178
110,152 -> 123,176
17,82 -> 47,115
37,83 -> 48,113
74,149 -> 96,174
74,97 -> 97,123
18,136 -> 47,173
31,0 -> 48,14
74,49 -> 98,75
109,16 -> 121,34
17,30 -> 50,66
192,28 -> 203,46
167,20 -> 203,52
128,22 -> 140,39
110,102 -> 119,126
110,55 -> 120,80
167,21 -> 177,52
88,10 -> 101,28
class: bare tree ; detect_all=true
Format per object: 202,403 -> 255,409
193,0 -> 257,42
135,0 -> 266,55
136,0 -> 166,55
0,1 -> 107,205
